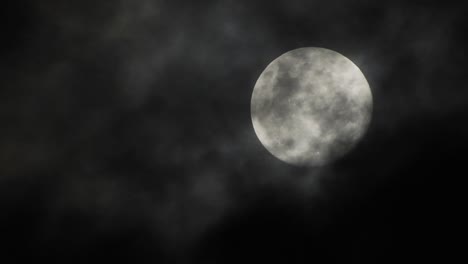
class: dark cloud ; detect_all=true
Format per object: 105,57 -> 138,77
0,0 -> 466,263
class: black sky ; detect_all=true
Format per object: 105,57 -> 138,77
0,0 -> 466,263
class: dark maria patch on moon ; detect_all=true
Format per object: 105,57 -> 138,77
251,47 -> 372,166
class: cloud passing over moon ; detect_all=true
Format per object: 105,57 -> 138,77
251,47 -> 373,166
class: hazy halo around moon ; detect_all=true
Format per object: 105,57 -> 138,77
251,47 -> 373,166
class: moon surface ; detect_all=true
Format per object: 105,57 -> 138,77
251,47 -> 372,166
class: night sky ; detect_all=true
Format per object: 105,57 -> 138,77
0,0 -> 466,263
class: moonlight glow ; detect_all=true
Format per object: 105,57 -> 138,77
251,47 -> 373,166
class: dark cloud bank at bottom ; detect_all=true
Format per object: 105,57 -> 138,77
0,0 -> 466,263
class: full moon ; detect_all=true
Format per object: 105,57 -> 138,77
251,47 -> 373,166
